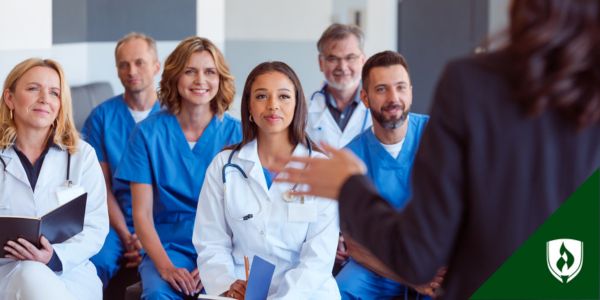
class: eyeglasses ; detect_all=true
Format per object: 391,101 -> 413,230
321,54 -> 362,65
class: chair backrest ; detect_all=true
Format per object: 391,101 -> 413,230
71,82 -> 115,130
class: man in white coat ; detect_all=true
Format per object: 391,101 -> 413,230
307,23 -> 372,275
307,23 -> 371,149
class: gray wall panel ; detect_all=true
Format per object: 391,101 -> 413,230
53,0 -> 87,43
53,0 -> 196,43
397,0 -> 488,114
87,0 -> 196,41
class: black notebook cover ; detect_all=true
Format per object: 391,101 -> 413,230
0,192 -> 87,257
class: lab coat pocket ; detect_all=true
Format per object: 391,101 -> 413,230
280,219 -> 310,251
55,184 -> 86,206
224,180 -> 261,221
288,202 -> 317,223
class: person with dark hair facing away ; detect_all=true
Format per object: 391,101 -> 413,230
193,62 -> 340,299
115,37 -> 241,299
276,0 -> 600,299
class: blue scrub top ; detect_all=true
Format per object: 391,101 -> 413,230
81,95 -> 161,227
345,113 -> 429,209
115,111 -> 241,250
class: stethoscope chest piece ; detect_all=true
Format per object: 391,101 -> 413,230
283,188 -> 304,204
283,190 -> 294,202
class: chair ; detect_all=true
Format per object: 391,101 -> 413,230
70,82 -> 114,130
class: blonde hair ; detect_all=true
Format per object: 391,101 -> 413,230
0,58 -> 79,153
158,36 -> 235,116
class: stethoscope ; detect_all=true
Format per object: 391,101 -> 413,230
0,149 -> 72,209
221,138 -> 312,221
310,85 -> 371,133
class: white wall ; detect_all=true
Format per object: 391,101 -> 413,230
0,0 -> 54,85
197,0 -> 225,50
0,44 -> 88,89
488,0 -> 510,50
0,1 -> 52,51
364,0 -> 397,57
332,0 -> 366,27
226,0 -> 332,41
489,0 -> 510,35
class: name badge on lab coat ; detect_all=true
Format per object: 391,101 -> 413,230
56,184 -> 86,206
288,202 -> 317,223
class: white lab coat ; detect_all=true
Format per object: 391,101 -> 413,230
307,86 -> 372,149
0,141 -> 108,299
193,140 -> 340,300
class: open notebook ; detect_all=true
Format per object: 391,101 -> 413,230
0,192 -> 87,256
198,255 -> 276,300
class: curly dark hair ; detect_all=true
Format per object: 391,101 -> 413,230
507,0 -> 600,128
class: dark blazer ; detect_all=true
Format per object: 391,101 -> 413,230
339,51 -> 600,299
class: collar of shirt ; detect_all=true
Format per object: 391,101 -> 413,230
13,133 -> 61,191
323,84 -> 362,112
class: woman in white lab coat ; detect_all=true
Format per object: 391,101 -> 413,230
193,61 -> 340,300
0,58 -> 108,300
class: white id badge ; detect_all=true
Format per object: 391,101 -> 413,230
55,184 -> 86,206
288,202 -> 317,223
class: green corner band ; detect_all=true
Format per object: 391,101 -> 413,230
471,170 -> 600,299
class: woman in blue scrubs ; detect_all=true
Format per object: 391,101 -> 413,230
116,36 -> 242,300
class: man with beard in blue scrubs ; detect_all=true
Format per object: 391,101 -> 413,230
83,32 -> 161,287
336,51 -> 441,300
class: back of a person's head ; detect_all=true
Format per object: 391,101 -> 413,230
506,0 -> 600,128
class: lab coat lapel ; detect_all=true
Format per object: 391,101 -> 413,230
1,148 -> 30,187
36,147 -> 67,192
237,140 -> 270,198
308,91 -> 342,136
271,144 -> 307,198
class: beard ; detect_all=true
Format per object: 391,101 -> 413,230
371,102 -> 409,129
326,75 -> 361,91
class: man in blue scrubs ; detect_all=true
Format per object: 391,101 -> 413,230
82,32 -> 162,287
336,51 -> 435,299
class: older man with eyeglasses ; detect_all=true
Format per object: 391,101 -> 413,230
307,23 -> 371,150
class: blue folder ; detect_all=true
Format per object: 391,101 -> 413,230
245,255 -> 276,300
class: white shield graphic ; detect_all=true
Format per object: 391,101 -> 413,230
546,239 -> 583,283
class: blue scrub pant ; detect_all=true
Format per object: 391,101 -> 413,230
336,258 -> 431,300
139,247 -> 197,300
90,228 -> 125,287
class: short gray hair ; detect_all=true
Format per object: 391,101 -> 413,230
317,23 -> 364,54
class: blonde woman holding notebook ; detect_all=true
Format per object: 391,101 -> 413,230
0,58 -> 108,300
193,62 -> 340,299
